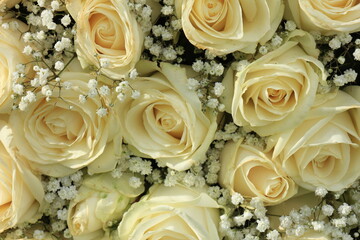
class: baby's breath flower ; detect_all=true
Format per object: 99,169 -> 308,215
206,98 -> 219,108
58,186 -> 77,200
213,82 -> 225,97
311,221 -> 325,231
13,83 -> 24,95
322,204 -> 334,216
87,79 -> 98,89
338,56 -> 345,64
258,45 -> 268,55
161,5 -> 173,15
329,37 -> 341,50
285,20 -> 296,31
129,176 -> 142,188
353,48 -> 360,61
54,61 -> 65,71
271,34 -> 282,47
61,15 -> 71,27
23,45 -> 33,55
99,85 -> 110,96
99,58 -> 110,68
78,94 -> 87,103
131,90 -> 140,99
231,192 -> 244,205
96,107 -> 108,117
129,69 -> 138,79
338,203 -> 352,216
33,230 -> 45,240
315,186 -> 328,198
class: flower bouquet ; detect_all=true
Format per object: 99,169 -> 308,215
0,0 -> 360,239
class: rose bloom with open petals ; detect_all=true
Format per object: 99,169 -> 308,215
268,87 -> 360,191
285,0 -> 360,35
0,19 -> 32,114
175,0 -> 284,55
9,63 -> 121,177
118,184 -> 222,240
219,139 -> 297,205
66,0 -> 145,79
0,121 -> 44,233
222,30 -> 326,136
115,61 -> 217,171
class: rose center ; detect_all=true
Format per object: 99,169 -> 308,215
205,0 -> 224,17
43,107 -> 83,141
89,11 -> 125,52
153,105 -> 184,139
311,155 -> 336,178
267,88 -> 287,103
246,166 -> 285,198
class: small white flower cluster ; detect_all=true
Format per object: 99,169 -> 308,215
115,80 -> 141,102
333,69 -> 358,86
9,0 -> 76,111
110,145 -> 153,189
278,184 -> 360,240
187,59 -> 226,112
328,33 -> 352,50
218,197 -> 277,240
39,171 -> 83,238
142,1 -> 184,63
164,166 -> 206,188
192,59 -> 225,76
127,0 -> 153,32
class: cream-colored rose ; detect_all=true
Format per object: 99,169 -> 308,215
0,19 -> 32,113
284,230 -> 331,240
66,0 -> 144,79
0,121 -> 44,233
175,0 -> 284,55
222,30 -> 326,136
115,61 -> 217,171
219,139 -> 297,205
9,63 -> 121,177
118,184 -> 221,240
0,0 -> 21,8
68,173 -> 144,240
285,0 -> 360,35
268,87 -> 360,191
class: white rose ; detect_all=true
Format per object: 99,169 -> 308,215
118,184 -> 221,240
66,0 -> 144,78
115,61 -> 217,171
268,87 -> 360,191
219,139 -> 298,205
175,0 -> 284,55
222,30 -> 326,136
0,19 -> 32,113
0,121 -> 44,233
9,62 -> 121,177
68,173 -> 144,240
285,0 -> 360,35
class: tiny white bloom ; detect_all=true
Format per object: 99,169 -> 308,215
87,79 -> 98,89
23,45 -> 33,55
61,15 -> 71,27
54,61 -> 65,71
131,90 -> 140,99
96,107 -> 108,117
99,58 -> 110,68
